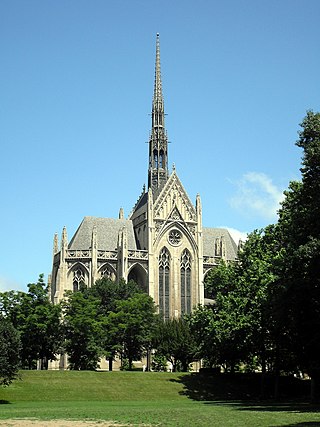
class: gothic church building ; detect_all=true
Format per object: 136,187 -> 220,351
49,35 -> 238,318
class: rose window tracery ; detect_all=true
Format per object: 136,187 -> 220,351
168,229 -> 182,246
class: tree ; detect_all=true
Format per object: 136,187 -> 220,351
92,278 -> 142,313
188,305 -> 217,368
277,111 -> 320,400
204,257 -> 259,372
62,285 -> 104,370
153,317 -> 195,372
107,293 -> 157,370
0,274 -> 62,369
0,316 -> 21,386
202,229 -> 283,377
205,259 -> 237,299
90,277 -> 144,370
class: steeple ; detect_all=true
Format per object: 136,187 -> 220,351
148,33 -> 169,194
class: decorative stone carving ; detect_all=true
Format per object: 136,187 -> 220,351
187,224 -> 196,236
168,229 -> 182,246
169,207 -> 183,221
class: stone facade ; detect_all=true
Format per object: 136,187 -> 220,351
49,34 -> 238,319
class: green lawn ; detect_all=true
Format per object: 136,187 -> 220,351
1,371 -> 320,426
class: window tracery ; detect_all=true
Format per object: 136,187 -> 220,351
159,247 -> 170,320
159,150 -> 164,168
180,249 -> 191,314
73,268 -> 85,292
168,229 -> 182,246
100,265 -> 116,281
154,151 -> 158,168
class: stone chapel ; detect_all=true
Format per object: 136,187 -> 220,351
49,34 -> 238,318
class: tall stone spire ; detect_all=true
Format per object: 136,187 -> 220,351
148,33 -> 169,194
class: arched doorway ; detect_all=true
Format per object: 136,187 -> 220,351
128,263 -> 148,293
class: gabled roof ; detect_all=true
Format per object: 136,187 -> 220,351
68,216 -> 137,251
153,170 -> 196,221
129,191 -> 148,220
203,227 -> 238,260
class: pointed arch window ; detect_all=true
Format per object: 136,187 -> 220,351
154,151 -> 158,168
159,150 -> 164,168
100,264 -> 116,282
180,249 -> 192,314
159,247 -> 170,320
73,267 -> 85,292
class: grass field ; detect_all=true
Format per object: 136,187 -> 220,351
1,371 -> 320,426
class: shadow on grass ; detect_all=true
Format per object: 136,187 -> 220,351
170,373 -> 320,416
270,423 -> 320,426
0,400 -> 10,404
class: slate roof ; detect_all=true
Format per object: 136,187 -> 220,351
68,218 -> 237,260
68,217 -> 137,251
203,227 -> 238,260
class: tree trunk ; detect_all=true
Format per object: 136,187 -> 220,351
310,375 -> 320,403
273,343 -> 280,399
230,362 -> 235,375
260,352 -> 266,399
108,357 -> 113,372
146,349 -> 151,372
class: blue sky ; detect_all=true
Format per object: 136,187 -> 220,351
1,0 -> 319,291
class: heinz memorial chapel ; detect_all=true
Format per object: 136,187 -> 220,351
49,34 -> 238,320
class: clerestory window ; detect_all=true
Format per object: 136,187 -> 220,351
180,249 -> 192,314
159,247 -> 170,320
73,268 -> 85,292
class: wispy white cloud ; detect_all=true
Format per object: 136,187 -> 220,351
0,276 -> 22,293
225,227 -> 248,245
229,172 -> 284,221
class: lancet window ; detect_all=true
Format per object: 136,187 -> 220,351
159,247 -> 170,320
180,249 -> 192,314
100,265 -> 116,282
159,150 -> 164,168
154,151 -> 158,168
73,267 -> 85,292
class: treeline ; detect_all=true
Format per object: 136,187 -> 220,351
0,275 -> 197,378
1,112 -> 319,399
194,111 -> 320,399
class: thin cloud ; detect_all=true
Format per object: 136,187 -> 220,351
0,276 -> 22,293
225,227 -> 248,245
229,172 -> 284,221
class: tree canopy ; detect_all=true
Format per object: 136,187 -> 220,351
0,316 -> 21,386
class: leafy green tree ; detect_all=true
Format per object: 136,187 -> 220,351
92,278 -> 142,313
62,286 -> 104,370
0,316 -> 21,386
202,229 -> 283,376
203,258 -> 254,373
0,275 -> 62,369
277,111 -> 320,400
90,278 -> 143,370
188,305 -> 217,367
153,317 -> 195,372
107,293 -> 157,370
205,259 -> 237,299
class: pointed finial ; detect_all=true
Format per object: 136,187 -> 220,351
53,233 -> 59,256
148,33 -> 169,192
154,33 -> 163,105
61,226 -> 68,247
119,207 -> 124,219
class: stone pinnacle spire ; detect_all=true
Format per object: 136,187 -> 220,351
153,33 -> 164,115
148,33 -> 169,194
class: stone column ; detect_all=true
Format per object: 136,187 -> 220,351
196,194 -> 204,306
91,225 -> 98,286
147,188 -> 155,299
